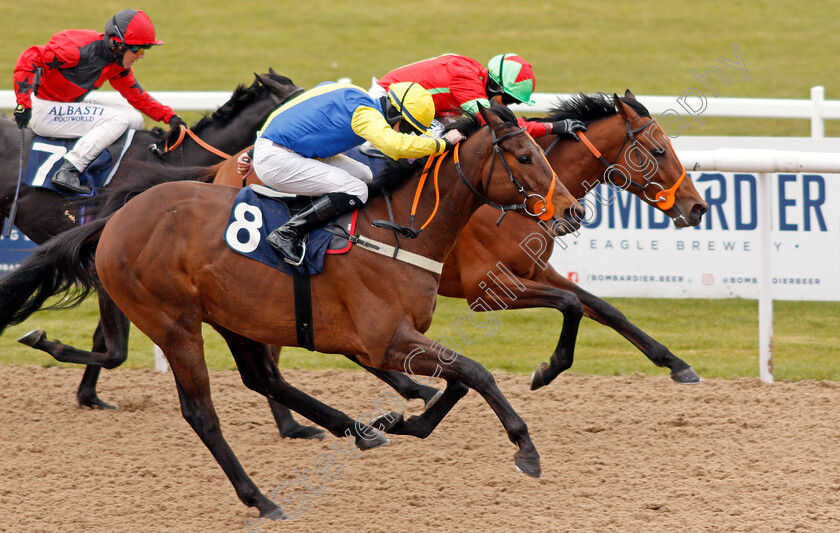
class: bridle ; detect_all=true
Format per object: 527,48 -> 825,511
453,125 -> 558,223
545,115 -> 687,211
372,122 -> 560,241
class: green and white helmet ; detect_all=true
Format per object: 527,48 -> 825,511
487,53 -> 536,105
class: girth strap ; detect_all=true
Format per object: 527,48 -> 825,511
349,234 -> 444,275
293,271 -> 315,351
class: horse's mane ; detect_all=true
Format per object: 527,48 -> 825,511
534,92 -> 651,124
190,71 -> 296,133
86,163 -> 219,218
369,104 -> 518,196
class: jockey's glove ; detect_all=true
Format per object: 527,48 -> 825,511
14,104 -> 31,129
166,115 -> 187,146
549,119 -> 586,136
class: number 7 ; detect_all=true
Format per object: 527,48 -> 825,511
31,142 -> 68,187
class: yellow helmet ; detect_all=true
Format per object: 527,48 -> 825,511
387,82 -> 435,134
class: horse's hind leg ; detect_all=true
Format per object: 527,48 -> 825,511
214,327 -> 389,450
263,349 -> 441,439
346,354 -> 442,407
265,345 -> 327,440
17,288 -> 130,371
377,325 -> 541,477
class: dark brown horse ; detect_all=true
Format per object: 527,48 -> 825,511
2,70 -> 303,409
0,105 -> 581,518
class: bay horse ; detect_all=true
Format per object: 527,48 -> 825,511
0,105 -> 582,518
17,91 -> 707,440
2,69 -> 303,409
210,91 -> 707,435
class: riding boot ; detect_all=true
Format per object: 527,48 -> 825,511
52,159 -> 92,195
267,192 -> 363,265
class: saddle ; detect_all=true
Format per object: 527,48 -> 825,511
223,185 -> 357,276
23,130 -> 135,197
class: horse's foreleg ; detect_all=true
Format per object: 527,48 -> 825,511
215,328 -> 389,451
465,276 -> 584,391
535,267 -> 700,384
376,327 -> 540,477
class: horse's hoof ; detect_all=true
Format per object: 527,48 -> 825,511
423,389 -> 444,412
530,363 -> 549,391
514,450 -> 542,478
17,328 -> 46,348
371,411 -> 404,433
671,367 -> 702,384
282,425 -> 327,441
78,396 -> 117,410
260,506 -> 288,521
356,428 -> 390,451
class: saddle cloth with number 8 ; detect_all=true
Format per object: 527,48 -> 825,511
223,186 -> 357,276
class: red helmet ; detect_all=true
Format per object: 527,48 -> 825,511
105,9 -> 164,46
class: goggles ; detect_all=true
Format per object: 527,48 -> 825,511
127,44 -> 153,54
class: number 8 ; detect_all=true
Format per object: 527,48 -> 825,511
225,203 -> 263,253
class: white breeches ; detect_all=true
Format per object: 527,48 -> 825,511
30,94 -> 144,170
252,137 -> 371,202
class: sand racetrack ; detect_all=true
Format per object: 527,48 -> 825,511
1,365 -> 839,532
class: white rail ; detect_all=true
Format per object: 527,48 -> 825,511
677,149 -> 840,383
2,87 -> 835,379
2,86 -> 838,137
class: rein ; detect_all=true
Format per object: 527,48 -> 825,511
163,126 -> 233,159
374,124 -> 557,238
150,86 -> 304,162
566,117 -> 687,211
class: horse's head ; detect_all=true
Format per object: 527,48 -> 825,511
471,104 -> 583,235
188,69 -> 303,146
541,91 -> 707,228
609,90 -> 707,227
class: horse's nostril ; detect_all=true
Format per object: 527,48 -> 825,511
693,203 -> 708,216
564,206 -> 585,224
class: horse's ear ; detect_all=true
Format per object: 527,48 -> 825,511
477,102 -> 491,124
478,103 -> 504,128
254,72 -> 265,86
614,93 -> 638,121
624,89 -> 636,100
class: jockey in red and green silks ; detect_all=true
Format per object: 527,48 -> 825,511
373,53 -> 585,139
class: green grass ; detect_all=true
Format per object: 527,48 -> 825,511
4,1 -> 840,135
1,296 -> 837,381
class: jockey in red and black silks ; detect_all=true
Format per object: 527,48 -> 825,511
373,53 -> 585,140
12,9 -> 185,195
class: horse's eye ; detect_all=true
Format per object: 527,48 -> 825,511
652,148 -> 666,158
518,154 -> 532,164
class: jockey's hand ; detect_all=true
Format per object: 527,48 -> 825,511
441,129 -> 466,150
166,115 -> 187,146
14,104 -> 31,129
237,152 -> 253,176
549,119 -> 586,137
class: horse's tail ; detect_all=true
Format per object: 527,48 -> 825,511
0,216 -> 109,336
91,163 -> 219,218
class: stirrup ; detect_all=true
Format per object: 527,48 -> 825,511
283,241 -> 306,266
